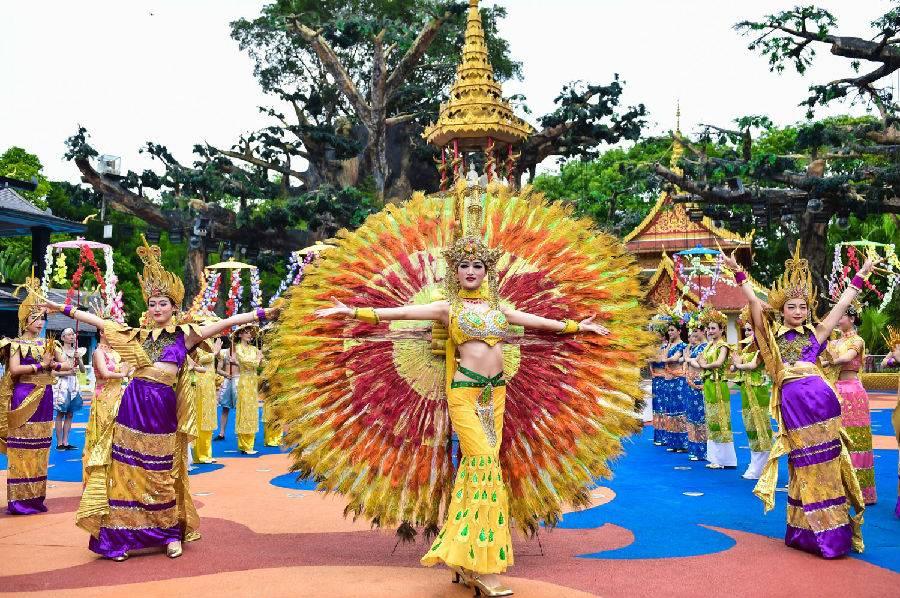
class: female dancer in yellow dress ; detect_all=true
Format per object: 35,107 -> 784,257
722,243 -> 874,558
190,332 -> 221,464
42,238 -> 278,561
266,186 -> 651,597
0,276 -> 72,514
234,325 -> 261,455
84,327 -> 130,482
314,236 -> 609,595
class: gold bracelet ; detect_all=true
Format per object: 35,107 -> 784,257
354,307 -> 380,325
558,319 -> 579,334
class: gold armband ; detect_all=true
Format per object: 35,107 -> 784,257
558,319 -> 579,334
353,307 -> 380,325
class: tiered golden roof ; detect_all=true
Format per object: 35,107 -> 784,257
423,0 -> 534,148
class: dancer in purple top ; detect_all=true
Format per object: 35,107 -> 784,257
0,276 -> 72,515
44,237 -> 279,561
722,242 -> 875,559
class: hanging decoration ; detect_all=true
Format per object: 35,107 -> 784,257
828,241 -> 899,312
674,245 -> 733,309
225,269 -> 242,318
269,251 -> 317,306
40,239 -> 124,323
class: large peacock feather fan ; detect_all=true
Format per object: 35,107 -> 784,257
264,184 -> 653,534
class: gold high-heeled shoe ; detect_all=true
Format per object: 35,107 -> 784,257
450,565 -> 472,587
471,576 -> 513,597
166,541 -> 183,558
111,553 -> 129,562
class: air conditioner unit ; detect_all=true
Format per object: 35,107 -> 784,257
97,155 -> 121,176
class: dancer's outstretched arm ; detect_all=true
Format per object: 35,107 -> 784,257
503,308 -> 611,336
815,257 -> 876,345
192,308 -> 279,346
315,297 -> 450,324
720,252 -> 765,333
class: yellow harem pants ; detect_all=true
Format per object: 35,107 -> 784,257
421,384 -> 513,574
237,433 -> 255,453
263,422 -> 281,447
192,430 -> 213,463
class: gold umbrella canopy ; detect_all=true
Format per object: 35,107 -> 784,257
205,260 -> 257,270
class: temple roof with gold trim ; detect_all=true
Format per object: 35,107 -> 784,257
423,0 -> 534,148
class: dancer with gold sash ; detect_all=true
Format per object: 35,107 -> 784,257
84,326 -> 130,482
0,276 -> 71,514
265,188 -> 650,597
42,237 -> 278,561
722,243 -> 874,558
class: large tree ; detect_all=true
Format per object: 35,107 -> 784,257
67,0 -> 646,297
652,4 -> 900,290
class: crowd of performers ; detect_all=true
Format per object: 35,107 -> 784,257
0,238 -> 277,561
1,219 -> 899,595
650,243 -> 900,559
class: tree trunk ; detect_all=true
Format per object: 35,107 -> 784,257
185,245 -> 207,312
797,214 -> 831,312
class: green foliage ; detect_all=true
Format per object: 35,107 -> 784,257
238,185 -> 378,233
532,137 -> 669,233
535,78 -> 647,164
0,240 -> 31,284
860,307 -> 892,354
0,147 -> 53,207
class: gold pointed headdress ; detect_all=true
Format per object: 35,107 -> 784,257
137,235 -> 184,306
442,193 -> 504,306
737,305 -> 751,326
768,241 -> 817,314
13,274 -> 46,331
699,307 -> 727,329
886,325 -> 900,350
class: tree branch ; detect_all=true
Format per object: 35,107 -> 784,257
287,18 -> 371,121
384,11 -> 450,98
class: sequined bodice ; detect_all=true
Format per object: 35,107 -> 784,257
830,333 -> 864,372
776,330 -> 826,365
141,330 -> 188,366
449,303 -> 509,347
235,343 -> 259,371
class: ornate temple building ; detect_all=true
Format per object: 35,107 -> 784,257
624,124 -> 767,339
424,0 -> 533,189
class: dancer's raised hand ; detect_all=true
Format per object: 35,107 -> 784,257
315,296 -> 353,319
579,315 -> 611,336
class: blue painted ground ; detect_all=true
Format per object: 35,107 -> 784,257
559,391 -> 900,573
3,392 -> 898,572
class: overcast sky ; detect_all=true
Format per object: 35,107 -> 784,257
0,0 -> 892,183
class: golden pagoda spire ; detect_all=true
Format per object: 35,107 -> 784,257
670,101 -> 684,176
423,0 -> 534,150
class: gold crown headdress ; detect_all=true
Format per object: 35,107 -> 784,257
442,196 -> 504,307
737,305 -> 751,326
137,235 -> 184,306
768,241 -> 817,314
698,307 -> 727,329
13,275 -> 46,332
886,325 -> 900,349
